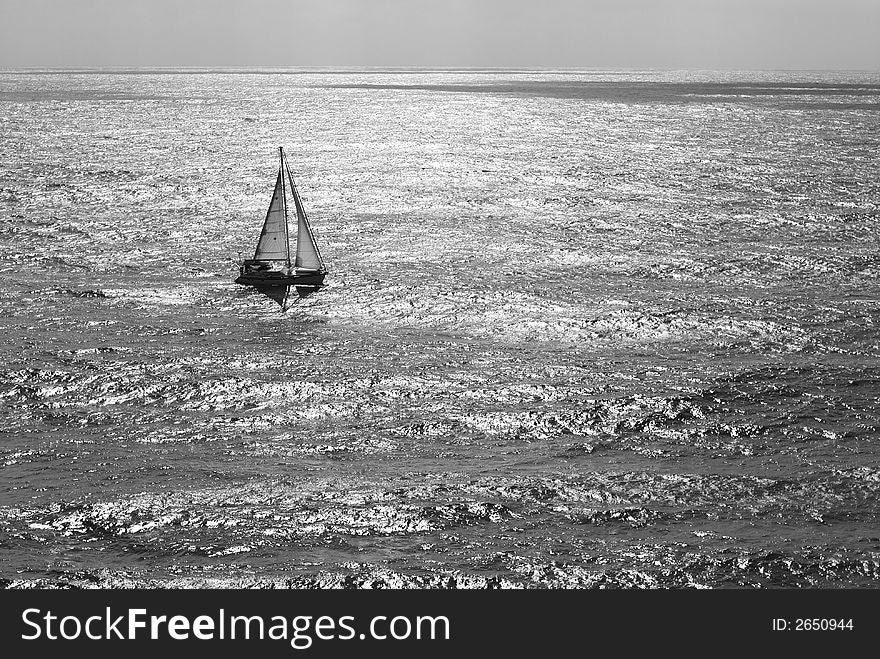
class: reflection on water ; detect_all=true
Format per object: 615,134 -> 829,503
254,284 -> 290,307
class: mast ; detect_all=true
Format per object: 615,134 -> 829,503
279,146 -> 291,268
282,149 -> 326,271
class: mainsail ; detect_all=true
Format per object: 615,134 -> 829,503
253,169 -> 289,262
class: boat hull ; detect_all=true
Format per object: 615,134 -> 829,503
235,272 -> 326,288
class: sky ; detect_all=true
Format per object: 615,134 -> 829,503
1,0 -> 878,69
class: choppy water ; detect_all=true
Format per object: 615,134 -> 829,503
1,69 -> 879,588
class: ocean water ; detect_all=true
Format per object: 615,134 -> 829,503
1,69 -> 878,588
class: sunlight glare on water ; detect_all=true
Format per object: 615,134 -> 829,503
1,69 -> 879,587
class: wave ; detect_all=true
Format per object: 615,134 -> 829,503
4,547 -> 879,589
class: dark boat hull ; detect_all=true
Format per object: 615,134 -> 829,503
235,272 -> 326,288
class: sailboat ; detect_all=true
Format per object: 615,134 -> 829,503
235,147 -> 327,305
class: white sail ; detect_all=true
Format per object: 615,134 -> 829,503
253,169 -> 288,261
294,205 -> 323,270
287,170 -> 324,271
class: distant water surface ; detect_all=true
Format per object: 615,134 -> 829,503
0,69 -> 879,588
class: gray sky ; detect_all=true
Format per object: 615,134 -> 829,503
1,0 -> 878,69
